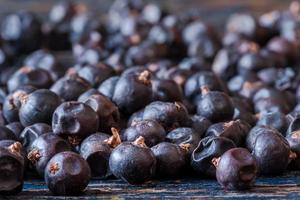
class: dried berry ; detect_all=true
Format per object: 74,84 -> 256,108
27,133 -> 71,177
196,87 -> 234,122
123,120 -> 166,147
45,151 -> 91,195
191,136 -> 236,177
0,142 -> 24,195
52,101 -> 99,146
215,148 -> 258,190
112,69 -> 153,114
151,142 -> 188,178
19,89 -> 61,127
143,101 -> 190,131
84,94 -> 120,133
109,137 -> 156,184
80,128 -> 121,179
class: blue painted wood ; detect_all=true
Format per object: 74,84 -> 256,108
4,171 -> 300,199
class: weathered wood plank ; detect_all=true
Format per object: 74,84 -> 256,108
3,171 -> 300,199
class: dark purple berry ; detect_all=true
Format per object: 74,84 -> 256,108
1,11 -> 42,54
77,88 -> 101,102
98,76 -> 119,100
166,127 -> 201,155
184,71 -> 226,101
7,67 -> 53,93
152,79 -> 182,102
215,148 -> 257,190
205,120 -> 250,146
256,111 -> 288,134
24,49 -> 64,81
151,142 -> 188,178
80,128 -> 121,179
3,86 -> 36,123
0,126 -> 18,141
196,87 -> 234,122
250,129 -> 290,175
50,73 -> 91,101
76,63 -> 115,87
191,136 -> 236,177
109,137 -> 156,184
19,89 -> 61,127
123,120 -> 165,147
52,102 -> 99,146
84,94 -> 120,133
286,131 -> 300,169
20,123 -> 52,151
112,69 -> 152,115
143,101 -> 189,131
0,142 -> 24,195
27,133 -> 71,177
45,151 -> 91,195
6,122 -> 24,140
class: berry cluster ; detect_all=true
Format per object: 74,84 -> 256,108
1,0 -> 300,196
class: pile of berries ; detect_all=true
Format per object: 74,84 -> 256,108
1,0 -> 300,196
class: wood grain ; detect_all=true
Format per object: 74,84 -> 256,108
5,171 -> 300,199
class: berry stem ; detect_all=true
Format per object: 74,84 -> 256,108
133,136 -> 147,148
212,157 -> 221,167
104,127 -> 122,148
201,86 -> 210,95
138,70 -> 151,86
28,149 -> 41,164
179,143 -> 191,153
289,151 -> 297,163
8,142 -> 22,155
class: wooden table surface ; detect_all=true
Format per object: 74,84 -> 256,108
1,1 -> 300,199
4,171 -> 297,199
